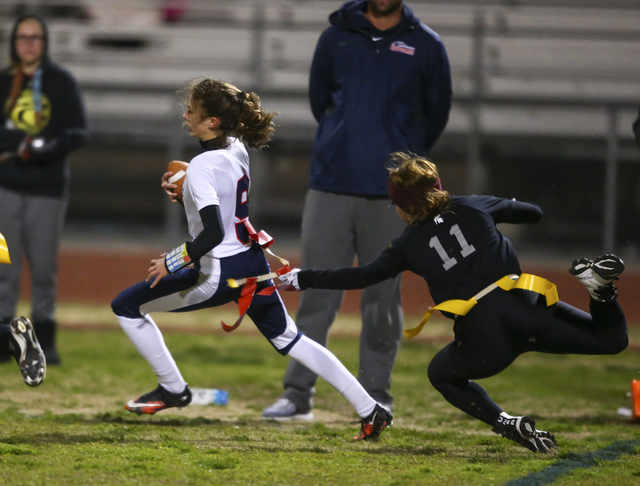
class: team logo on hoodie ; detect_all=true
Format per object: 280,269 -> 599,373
390,41 -> 415,56
10,89 -> 51,135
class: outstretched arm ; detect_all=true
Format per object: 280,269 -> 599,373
282,242 -> 407,291
298,264 -> 391,290
466,195 -> 543,225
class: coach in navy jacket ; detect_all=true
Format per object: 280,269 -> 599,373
263,0 -> 452,422
309,0 -> 452,196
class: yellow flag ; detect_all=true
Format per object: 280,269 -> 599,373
0,232 -> 10,264
403,274 -> 559,339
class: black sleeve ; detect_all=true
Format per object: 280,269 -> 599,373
185,205 -> 224,260
506,200 -> 543,224
298,241 -> 407,290
466,195 -> 543,224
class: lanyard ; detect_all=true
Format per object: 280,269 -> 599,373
32,67 -> 43,124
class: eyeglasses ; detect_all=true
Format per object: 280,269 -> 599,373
16,35 -> 44,42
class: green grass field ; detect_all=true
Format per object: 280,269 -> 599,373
1,303 -> 639,485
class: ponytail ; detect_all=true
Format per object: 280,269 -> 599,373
179,78 -> 278,149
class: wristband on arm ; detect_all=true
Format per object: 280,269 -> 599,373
164,243 -> 192,273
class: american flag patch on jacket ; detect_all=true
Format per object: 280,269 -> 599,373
390,41 -> 415,56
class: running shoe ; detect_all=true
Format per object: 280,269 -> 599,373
262,397 -> 314,421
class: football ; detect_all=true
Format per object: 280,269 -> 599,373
167,160 -> 189,203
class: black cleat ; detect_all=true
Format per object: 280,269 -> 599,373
125,384 -> 192,415
353,404 -> 393,441
9,317 -> 46,387
570,254 -> 624,303
493,415 -> 557,453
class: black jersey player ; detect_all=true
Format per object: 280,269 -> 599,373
277,151 -> 627,453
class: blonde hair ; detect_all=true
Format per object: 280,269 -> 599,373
179,78 -> 278,149
387,152 -> 451,224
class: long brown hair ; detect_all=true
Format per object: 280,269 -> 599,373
179,78 -> 278,149
5,14 -> 50,118
10,13 -> 50,67
387,152 -> 451,224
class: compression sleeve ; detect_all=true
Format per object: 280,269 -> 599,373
298,241 -> 406,290
506,199 -> 543,224
185,204 -> 225,260
465,195 -> 543,224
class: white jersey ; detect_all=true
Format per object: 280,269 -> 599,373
181,138 -> 252,259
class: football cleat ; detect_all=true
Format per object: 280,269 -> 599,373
125,384 -> 192,415
9,317 -> 46,387
493,414 -> 557,453
262,397 -> 314,421
353,404 -> 393,441
569,254 -> 624,303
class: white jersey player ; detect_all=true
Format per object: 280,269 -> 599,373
183,138 -> 250,259
110,78 -> 392,441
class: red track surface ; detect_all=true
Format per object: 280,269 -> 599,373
18,249 -> 640,323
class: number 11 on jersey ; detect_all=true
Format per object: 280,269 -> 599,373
429,224 -> 476,270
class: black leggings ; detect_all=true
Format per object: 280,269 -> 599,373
427,289 -> 628,426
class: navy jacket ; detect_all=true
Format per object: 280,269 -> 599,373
309,0 -> 452,197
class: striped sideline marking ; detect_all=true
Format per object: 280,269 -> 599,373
504,439 -> 640,486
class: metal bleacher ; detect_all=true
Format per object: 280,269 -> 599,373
2,0 -> 639,140
1,0 -> 639,252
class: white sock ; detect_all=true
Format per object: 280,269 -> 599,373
116,314 -> 187,394
287,335 -> 376,418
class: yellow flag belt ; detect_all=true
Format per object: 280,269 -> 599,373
404,273 -> 559,339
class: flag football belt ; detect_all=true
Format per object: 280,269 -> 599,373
403,273 -> 559,339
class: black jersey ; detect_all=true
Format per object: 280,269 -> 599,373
298,195 -> 542,306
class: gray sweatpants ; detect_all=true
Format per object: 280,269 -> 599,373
0,186 -> 67,322
282,189 -> 405,408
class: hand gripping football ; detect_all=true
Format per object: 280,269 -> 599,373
167,160 -> 189,203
